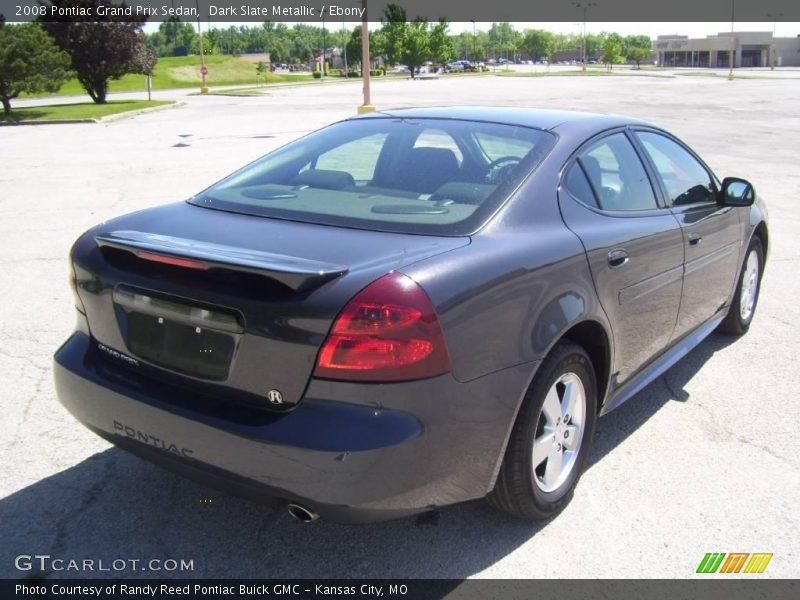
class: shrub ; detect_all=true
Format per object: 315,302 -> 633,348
312,71 -> 322,79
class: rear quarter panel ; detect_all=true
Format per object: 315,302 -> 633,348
400,163 -> 611,385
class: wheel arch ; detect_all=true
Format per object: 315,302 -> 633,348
558,320 -> 612,412
753,220 -> 768,268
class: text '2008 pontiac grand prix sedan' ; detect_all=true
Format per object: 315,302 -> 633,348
54,107 -> 768,523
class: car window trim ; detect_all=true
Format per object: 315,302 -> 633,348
559,126 -> 669,218
575,158 -> 602,208
629,127 -> 721,210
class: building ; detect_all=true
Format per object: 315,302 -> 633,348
654,32 -> 800,68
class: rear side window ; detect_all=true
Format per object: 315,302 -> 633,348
192,118 -> 556,236
636,131 -> 716,206
577,133 -> 658,211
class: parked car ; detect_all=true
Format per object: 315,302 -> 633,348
55,107 -> 767,523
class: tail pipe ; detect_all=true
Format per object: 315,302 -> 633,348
287,503 -> 320,523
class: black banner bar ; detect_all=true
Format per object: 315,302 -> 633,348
3,0 -> 800,23
3,579 -> 800,600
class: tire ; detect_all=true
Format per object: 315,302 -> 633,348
719,236 -> 764,335
488,341 -> 597,520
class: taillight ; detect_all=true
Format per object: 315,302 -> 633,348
313,272 -> 452,382
69,263 -> 86,313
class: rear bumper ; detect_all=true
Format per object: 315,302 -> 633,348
54,332 -> 535,523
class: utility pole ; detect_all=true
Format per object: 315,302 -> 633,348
195,0 -> 207,93
343,17 -> 348,77
358,0 -> 376,113
728,0 -> 735,80
572,1 -> 596,71
767,12 -> 782,70
321,9 -> 326,81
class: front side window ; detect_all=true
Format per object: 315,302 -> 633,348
191,118 -> 556,236
576,133 -> 658,211
636,131 -> 716,206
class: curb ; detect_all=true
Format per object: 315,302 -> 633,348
0,118 -> 95,126
99,101 -> 182,122
0,101 -> 181,126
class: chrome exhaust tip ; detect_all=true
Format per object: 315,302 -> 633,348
287,503 -> 320,523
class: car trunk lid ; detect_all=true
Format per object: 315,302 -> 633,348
71,202 -> 468,409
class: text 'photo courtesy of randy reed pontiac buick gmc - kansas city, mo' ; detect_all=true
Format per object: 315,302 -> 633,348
54,107 -> 768,523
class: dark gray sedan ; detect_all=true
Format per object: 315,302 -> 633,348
54,107 -> 768,522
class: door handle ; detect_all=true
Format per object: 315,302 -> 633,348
607,249 -> 629,268
689,233 -> 703,246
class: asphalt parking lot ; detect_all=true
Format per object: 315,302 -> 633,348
1,73 -> 799,579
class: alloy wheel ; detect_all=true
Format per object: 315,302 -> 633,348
532,372 -> 587,493
739,249 -> 760,321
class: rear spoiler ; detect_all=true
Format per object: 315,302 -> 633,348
95,230 -> 348,292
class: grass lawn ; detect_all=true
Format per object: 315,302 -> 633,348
23,55 -> 313,98
0,100 -> 173,123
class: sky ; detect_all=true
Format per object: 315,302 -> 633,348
143,20 -> 800,38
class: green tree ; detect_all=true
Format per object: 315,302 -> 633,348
401,19 -> 430,78
0,22 -> 71,114
150,17 -> 196,56
191,31 -> 215,56
347,26 -> 383,74
255,61 -> 267,85
473,31 -> 488,61
428,19 -> 455,64
521,29 -> 554,61
488,22 -> 518,61
602,33 -> 624,70
42,1 -> 155,104
585,33 -> 604,59
624,35 -> 652,69
380,3 -> 407,66
626,46 -> 652,69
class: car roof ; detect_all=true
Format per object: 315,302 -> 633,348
350,106 -> 654,133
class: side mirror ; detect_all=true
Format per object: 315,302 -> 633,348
720,177 -> 755,207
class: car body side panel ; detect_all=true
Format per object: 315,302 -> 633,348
401,155 -> 612,384
669,203 -> 742,340
557,196 -> 685,386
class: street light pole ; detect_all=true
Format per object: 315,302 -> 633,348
767,12 -> 783,70
358,0 -> 376,113
728,0 -> 735,80
321,10 -> 326,81
572,2 -> 597,72
343,17 -> 348,77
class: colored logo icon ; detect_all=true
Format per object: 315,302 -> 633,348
697,553 -> 773,574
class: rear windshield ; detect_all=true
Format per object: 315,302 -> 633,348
191,117 -> 556,235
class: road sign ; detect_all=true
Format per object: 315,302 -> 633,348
200,66 -> 208,76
